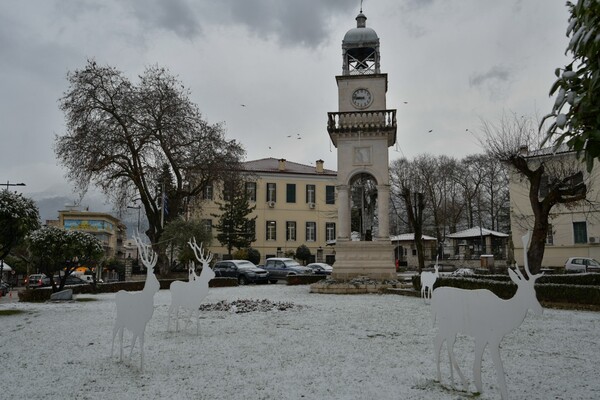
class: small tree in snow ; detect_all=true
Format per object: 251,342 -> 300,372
295,245 -> 311,265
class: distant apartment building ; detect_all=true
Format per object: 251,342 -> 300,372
509,146 -> 600,268
196,158 -> 338,264
48,209 -> 127,260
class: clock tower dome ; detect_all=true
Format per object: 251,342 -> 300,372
327,9 -> 397,280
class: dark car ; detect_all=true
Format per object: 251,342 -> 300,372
26,274 -> 52,288
53,274 -> 88,286
213,260 -> 270,285
263,258 -> 313,283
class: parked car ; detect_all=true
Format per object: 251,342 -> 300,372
564,257 -> 600,273
53,274 -> 88,286
305,263 -> 333,275
213,260 -> 270,285
25,274 -> 51,288
263,258 -> 313,283
451,268 -> 475,276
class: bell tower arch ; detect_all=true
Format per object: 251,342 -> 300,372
327,9 -> 397,280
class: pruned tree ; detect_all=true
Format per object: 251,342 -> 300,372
543,0 -> 600,171
56,60 -> 244,274
295,244 -> 311,265
28,226 -> 104,292
480,112 -> 588,274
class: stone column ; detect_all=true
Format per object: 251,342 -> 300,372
376,184 -> 390,240
337,185 -> 350,240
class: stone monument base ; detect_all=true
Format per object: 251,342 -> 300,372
331,240 -> 396,280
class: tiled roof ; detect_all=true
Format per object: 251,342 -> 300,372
243,158 -> 337,176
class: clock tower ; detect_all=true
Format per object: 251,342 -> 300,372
327,10 -> 397,280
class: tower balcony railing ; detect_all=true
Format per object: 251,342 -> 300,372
327,109 -> 396,133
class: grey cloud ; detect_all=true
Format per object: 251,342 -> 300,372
225,0 -> 351,47
130,0 -> 201,39
469,65 -> 511,87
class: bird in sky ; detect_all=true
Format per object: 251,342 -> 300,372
240,104 -> 246,107
428,129 -> 433,133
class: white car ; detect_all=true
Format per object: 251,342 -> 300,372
564,257 -> 600,273
306,263 -> 333,275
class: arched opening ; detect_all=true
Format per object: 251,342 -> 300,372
349,173 -> 378,241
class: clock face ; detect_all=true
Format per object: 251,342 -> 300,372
351,88 -> 373,109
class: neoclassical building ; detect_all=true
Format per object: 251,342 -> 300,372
196,158 -> 338,264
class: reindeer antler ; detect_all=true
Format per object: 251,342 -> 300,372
134,232 -> 158,270
521,231 -> 532,278
188,237 -> 213,266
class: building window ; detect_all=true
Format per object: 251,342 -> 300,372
246,182 -> 256,202
326,185 -> 335,205
546,224 -> 554,245
246,220 -> 256,241
267,183 -> 276,202
286,184 -> 296,203
201,219 -> 212,233
266,221 -> 276,241
202,183 -> 213,200
222,180 -> 233,201
326,222 -> 336,242
306,184 -> 316,204
306,222 -> 316,242
573,221 -> 587,244
286,221 -> 296,241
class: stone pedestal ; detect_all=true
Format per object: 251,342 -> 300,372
332,240 -> 396,280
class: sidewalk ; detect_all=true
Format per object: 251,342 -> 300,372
0,289 -> 19,303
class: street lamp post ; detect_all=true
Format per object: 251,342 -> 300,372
3,181 -> 26,191
127,200 -> 142,268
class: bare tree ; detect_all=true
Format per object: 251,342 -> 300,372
56,61 -> 244,273
479,112 -> 587,273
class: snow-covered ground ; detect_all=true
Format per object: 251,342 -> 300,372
1,285 -> 599,399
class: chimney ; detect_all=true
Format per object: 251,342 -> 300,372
316,159 -> 324,173
278,158 -> 286,171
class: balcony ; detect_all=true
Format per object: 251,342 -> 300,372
327,110 -> 397,146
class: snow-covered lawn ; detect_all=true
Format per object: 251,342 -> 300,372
1,285 -> 599,399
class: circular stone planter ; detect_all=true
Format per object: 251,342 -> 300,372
310,276 -> 400,294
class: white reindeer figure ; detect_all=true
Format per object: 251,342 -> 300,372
420,259 -> 440,300
111,234 -> 160,370
431,231 -> 543,399
167,237 -> 215,334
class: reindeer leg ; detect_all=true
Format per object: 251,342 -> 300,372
490,345 -> 508,400
175,306 -> 180,332
140,331 -> 145,371
196,308 -> 200,335
448,334 -> 468,391
119,327 -> 124,361
473,340 -> 486,393
111,324 -> 118,357
434,334 -> 445,383
130,334 -> 138,361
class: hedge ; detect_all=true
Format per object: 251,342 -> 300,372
411,274 -> 600,305
17,277 -> 238,302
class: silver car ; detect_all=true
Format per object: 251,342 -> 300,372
564,257 -> 600,273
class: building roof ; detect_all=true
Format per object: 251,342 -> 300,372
446,227 -> 509,239
390,233 -> 437,242
243,158 -> 336,176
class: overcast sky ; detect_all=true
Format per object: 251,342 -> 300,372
1,0 -> 571,201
